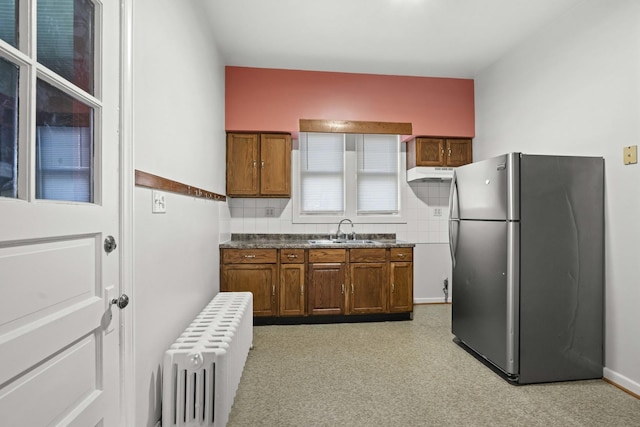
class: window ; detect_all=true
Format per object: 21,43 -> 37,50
357,134 -> 399,215
0,0 -> 98,203
0,0 -> 18,48
294,132 -> 404,223
299,132 -> 344,214
36,78 -> 94,202
0,57 -> 19,198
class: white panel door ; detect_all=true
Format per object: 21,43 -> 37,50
0,0 -> 122,425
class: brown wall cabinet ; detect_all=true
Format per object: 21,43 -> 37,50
226,132 -> 291,197
407,136 -> 472,169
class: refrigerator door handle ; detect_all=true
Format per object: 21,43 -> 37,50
448,172 -> 459,267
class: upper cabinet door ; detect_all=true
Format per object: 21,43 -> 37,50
227,133 -> 259,196
446,138 -> 473,167
260,133 -> 291,196
415,137 -> 445,166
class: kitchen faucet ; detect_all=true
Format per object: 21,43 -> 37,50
336,219 -> 355,240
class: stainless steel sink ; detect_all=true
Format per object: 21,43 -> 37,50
307,239 -> 380,245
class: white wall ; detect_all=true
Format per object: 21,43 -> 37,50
132,1 -> 226,426
226,174 -> 453,301
474,0 -> 640,395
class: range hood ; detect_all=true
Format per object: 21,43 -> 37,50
406,166 -> 454,182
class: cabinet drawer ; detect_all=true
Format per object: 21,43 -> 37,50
222,249 -> 277,264
390,248 -> 413,262
308,249 -> 346,263
280,249 -> 305,263
350,248 -> 387,263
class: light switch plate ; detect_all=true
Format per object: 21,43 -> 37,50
624,145 -> 637,165
152,190 -> 167,213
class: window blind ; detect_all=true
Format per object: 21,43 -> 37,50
356,134 -> 399,214
300,132 -> 344,213
36,126 -> 93,202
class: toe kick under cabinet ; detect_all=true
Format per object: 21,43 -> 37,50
220,246 -> 413,323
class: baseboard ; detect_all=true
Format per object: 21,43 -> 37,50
414,297 -> 451,304
603,368 -> 640,399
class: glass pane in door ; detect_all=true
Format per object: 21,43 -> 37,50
36,79 -> 94,202
0,57 -> 19,198
0,0 -> 18,47
37,0 -> 95,94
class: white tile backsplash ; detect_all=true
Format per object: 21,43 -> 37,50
225,181 -> 451,243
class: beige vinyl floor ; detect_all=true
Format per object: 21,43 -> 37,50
227,304 -> 640,427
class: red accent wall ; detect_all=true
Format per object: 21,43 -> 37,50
225,66 -> 475,138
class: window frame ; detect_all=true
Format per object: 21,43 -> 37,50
292,132 -> 407,224
0,0 -> 103,204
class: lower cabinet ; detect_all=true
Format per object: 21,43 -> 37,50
279,249 -> 305,316
390,248 -> 414,313
221,249 -> 277,317
308,249 -> 347,316
350,249 -> 388,315
220,246 -> 413,320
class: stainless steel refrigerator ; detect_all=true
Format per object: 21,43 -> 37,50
448,153 -> 604,384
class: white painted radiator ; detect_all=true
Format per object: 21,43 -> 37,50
162,292 -> 253,427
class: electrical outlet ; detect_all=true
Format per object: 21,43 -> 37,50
433,208 -> 442,217
265,207 -> 275,217
152,190 -> 167,213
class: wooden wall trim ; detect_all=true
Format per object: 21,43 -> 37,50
299,119 -> 412,135
135,170 -> 226,201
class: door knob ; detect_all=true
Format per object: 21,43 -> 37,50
104,235 -> 117,254
111,294 -> 130,309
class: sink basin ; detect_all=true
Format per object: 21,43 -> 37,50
308,239 -> 380,245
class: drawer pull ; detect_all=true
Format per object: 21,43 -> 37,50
351,283 -> 354,294
272,284 -> 275,296
286,254 -> 298,259
397,253 -> 406,258
243,254 -> 256,259
341,284 -> 345,294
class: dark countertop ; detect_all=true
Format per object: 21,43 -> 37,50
220,234 -> 415,249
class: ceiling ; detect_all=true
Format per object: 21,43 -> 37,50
202,0 -> 584,79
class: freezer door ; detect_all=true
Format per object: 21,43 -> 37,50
451,220 -> 519,375
454,153 -> 520,221
518,154 -> 604,383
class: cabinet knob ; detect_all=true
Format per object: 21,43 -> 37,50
252,160 -> 257,168
261,161 -> 265,168
272,284 -> 275,296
